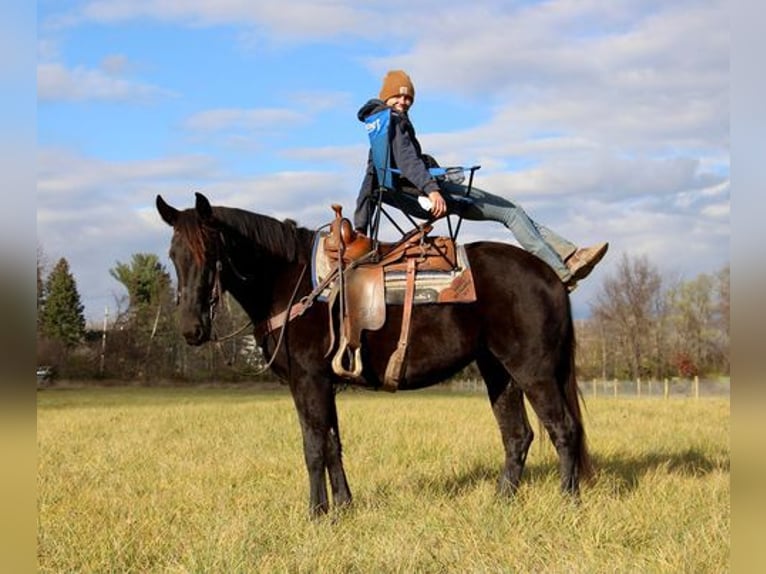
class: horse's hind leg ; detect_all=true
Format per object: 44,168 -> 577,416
478,352 -> 534,497
492,383 -> 534,497
521,380 -> 584,496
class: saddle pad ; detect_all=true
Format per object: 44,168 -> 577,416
311,232 -> 477,305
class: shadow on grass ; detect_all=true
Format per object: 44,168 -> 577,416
437,464 -> 500,496
588,448 -> 730,494
404,446 -> 729,499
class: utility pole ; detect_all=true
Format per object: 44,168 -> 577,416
99,307 -> 108,376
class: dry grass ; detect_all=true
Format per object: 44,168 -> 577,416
38,387 -> 729,572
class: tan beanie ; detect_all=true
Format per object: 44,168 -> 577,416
379,70 -> 415,103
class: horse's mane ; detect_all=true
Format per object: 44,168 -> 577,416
211,206 -> 314,263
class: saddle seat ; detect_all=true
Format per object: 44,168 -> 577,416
323,205 -> 456,272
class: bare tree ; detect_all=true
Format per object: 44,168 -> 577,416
715,265 -> 730,374
590,253 -> 664,380
666,266 -> 730,376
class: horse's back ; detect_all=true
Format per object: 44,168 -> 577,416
465,240 -> 567,304
465,241 -> 572,364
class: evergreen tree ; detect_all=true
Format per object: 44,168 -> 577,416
109,253 -> 172,313
37,246 -> 46,332
40,257 -> 86,348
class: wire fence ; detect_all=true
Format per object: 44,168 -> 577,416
446,376 -> 731,398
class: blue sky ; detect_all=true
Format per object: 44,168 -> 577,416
36,0 -> 729,323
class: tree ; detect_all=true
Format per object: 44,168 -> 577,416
40,257 -> 86,348
109,253 -> 173,312
666,266 -> 730,377
37,245 -> 46,333
108,253 -> 176,379
590,253 -> 664,380
714,265 -> 730,374
715,265 -> 730,337
579,258 -> 730,381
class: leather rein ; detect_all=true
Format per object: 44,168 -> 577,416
206,226 -> 332,375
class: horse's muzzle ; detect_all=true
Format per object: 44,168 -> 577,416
182,322 -> 210,346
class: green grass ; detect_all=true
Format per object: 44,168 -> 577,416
38,387 -> 729,572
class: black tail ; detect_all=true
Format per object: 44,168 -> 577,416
564,328 -> 593,482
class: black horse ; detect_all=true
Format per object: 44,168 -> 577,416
156,192 -> 592,516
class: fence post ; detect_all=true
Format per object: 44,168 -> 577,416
694,376 -> 699,399
664,378 -> 669,399
614,378 -> 618,398
637,377 -> 641,397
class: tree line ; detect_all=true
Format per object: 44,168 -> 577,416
36,247 -> 729,384
577,254 -> 729,380
37,249 -> 269,383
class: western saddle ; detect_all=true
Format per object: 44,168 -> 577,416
322,204 -> 475,391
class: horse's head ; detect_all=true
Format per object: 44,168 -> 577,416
156,192 -> 222,345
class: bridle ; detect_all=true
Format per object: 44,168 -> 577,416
208,258 -> 225,324
198,226 -> 313,375
174,229 -> 229,327
206,229 -> 254,340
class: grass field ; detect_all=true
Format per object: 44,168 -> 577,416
37,386 -> 729,572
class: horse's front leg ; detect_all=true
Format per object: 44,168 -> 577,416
292,377 -> 352,516
325,415 -> 352,509
297,420 -> 330,516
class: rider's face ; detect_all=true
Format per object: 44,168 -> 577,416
386,94 -> 413,114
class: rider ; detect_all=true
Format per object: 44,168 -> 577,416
353,69 -> 608,290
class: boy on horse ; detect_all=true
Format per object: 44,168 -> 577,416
353,70 -> 608,291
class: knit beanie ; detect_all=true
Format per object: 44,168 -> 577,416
379,70 -> 415,103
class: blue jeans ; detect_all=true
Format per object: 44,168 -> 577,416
371,181 -> 576,281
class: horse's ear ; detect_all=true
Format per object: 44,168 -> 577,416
156,195 -> 179,226
194,192 -> 213,221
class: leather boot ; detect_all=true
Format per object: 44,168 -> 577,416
565,242 -> 609,281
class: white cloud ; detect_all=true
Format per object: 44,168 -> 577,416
100,54 -> 129,75
183,108 -> 307,132
286,90 -> 354,113
37,60 -> 175,102
50,0 -> 377,41
37,148 -> 218,203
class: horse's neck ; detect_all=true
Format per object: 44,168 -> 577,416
225,253 -> 308,324
216,213 -> 314,323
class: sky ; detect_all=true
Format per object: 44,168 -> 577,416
36,0 -> 729,324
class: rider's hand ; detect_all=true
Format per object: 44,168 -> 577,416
428,191 -> 447,218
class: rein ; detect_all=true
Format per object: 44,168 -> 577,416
254,223 -> 334,337
207,244 -> 254,344
256,264 -> 338,337
251,264 -> 308,375
209,263 -> 309,374
211,316 -> 253,343
206,224 -> 334,376
209,230 -> 254,325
